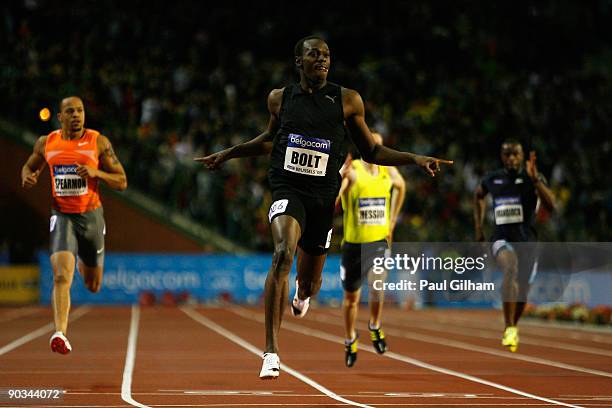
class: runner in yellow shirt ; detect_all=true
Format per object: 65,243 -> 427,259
337,132 -> 405,367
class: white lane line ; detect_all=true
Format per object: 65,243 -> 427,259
0,306 -> 90,356
326,309 -> 612,356
16,404 -> 612,408
519,319 -> 612,343
0,307 -> 41,323
394,316 -> 612,357
404,311 -> 612,342
55,391 -> 612,401
314,312 -> 612,378
180,306 -> 373,408
231,307 -> 586,408
142,404 -> 612,407
121,305 -> 150,408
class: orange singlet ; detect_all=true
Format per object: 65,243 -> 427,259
44,129 -> 102,213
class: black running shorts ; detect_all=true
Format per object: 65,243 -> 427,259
341,240 -> 388,292
268,189 -> 334,255
49,207 -> 106,267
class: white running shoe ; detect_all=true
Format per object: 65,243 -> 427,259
259,352 -> 280,379
50,331 -> 72,355
290,280 -> 310,318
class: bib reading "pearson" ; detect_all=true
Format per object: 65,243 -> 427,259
358,197 -> 387,225
283,133 -> 330,177
53,165 -> 88,197
494,196 -> 524,225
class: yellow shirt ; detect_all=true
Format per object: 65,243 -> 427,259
342,160 -> 393,244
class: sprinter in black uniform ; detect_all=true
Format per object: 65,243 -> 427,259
196,35 -> 452,379
474,140 -> 555,352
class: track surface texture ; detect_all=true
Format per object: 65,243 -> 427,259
0,305 -> 610,408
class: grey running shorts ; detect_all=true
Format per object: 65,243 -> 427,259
49,207 -> 105,267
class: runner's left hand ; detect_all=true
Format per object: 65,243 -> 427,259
414,155 -> 453,177
76,164 -> 98,178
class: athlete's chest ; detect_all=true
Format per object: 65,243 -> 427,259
46,142 -> 99,166
281,92 -> 343,132
489,174 -> 536,225
355,171 -> 391,194
488,175 -> 533,199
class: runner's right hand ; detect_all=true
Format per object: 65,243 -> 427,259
194,150 -> 230,170
21,170 -> 40,189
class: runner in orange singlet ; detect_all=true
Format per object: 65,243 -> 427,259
20,96 -> 127,354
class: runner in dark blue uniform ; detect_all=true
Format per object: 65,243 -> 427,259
474,140 -> 555,352
196,35 -> 452,378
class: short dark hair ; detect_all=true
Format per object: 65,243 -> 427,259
501,138 -> 522,148
59,96 -> 83,112
294,35 -> 326,57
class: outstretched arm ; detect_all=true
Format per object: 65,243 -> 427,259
76,135 -> 128,191
21,136 -> 47,189
474,184 -> 487,242
342,88 -> 452,176
194,88 -> 283,170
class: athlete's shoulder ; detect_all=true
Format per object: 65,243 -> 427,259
96,132 -> 109,143
45,129 -> 61,139
268,87 -> 286,116
341,87 -> 364,116
34,134 -> 48,154
340,86 -> 360,99
268,87 -> 286,98
40,130 -> 61,150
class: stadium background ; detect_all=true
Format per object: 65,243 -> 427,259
0,1 -> 610,307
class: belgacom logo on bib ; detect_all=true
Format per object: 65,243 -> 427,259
283,134 -> 331,176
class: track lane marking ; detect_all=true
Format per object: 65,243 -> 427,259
121,305 -> 150,408
0,306 -> 90,356
314,311 -> 612,378
325,309 -> 612,356
230,307 -> 586,408
403,311 -> 612,342
181,306 -> 373,408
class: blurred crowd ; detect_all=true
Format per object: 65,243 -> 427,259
2,1 -> 610,250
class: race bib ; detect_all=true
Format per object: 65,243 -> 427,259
283,133 -> 330,176
494,196 -> 523,225
53,165 -> 87,197
358,197 -> 387,225
268,199 -> 288,222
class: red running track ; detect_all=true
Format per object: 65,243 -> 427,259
0,305 -> 610,408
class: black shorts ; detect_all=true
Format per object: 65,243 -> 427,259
268,189 -> 334,255
341,240 -> 388,292
50,207 -> 106,267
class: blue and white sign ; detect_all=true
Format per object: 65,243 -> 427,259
39,253 -> 343,305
